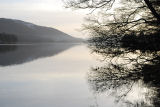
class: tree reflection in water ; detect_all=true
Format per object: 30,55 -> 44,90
88,36 -> 160,107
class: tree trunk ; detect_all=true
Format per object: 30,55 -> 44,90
144,0 -> 160,23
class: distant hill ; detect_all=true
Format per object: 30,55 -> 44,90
0,18 -> 82,43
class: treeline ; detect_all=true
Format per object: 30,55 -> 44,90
0,33 -> 18,44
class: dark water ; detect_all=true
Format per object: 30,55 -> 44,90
0,43 -> 158,107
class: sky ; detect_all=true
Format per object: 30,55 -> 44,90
0,0 -> 87,38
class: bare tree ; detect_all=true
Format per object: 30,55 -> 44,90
87,39 -> 160,106
64,0 -> 160,36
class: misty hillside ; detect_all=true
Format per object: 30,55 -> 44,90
0,18 -> 82,43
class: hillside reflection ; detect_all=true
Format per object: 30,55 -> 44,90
88,39 -> 160,107
0,43 -> 74,66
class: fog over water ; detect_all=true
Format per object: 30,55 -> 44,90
0,44 -> 113,107
0,44 -> 153,107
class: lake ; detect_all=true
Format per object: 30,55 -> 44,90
0,43 -> 155,107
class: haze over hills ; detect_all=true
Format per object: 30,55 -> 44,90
0,18 -> 82,43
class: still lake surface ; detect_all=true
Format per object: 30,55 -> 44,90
0,43 -> 151,107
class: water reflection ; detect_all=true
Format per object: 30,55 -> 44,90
0,43 -> 74,66
0,44 -> 103,107
88,38 -> 160,107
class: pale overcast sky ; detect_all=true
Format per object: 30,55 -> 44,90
0,0 -> 87,38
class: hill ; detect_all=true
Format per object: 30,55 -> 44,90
0,18 -> 82,43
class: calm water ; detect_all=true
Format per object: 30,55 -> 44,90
0,43 -> 154,107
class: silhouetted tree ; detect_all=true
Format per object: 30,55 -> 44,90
65,0 -> 160,106
0,33 -> 18,44
65,0 -> 160,36
88,41 -> 160,107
